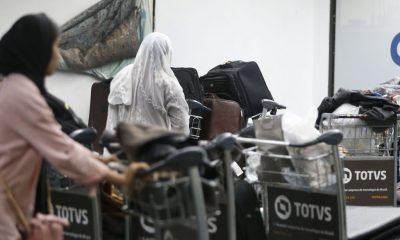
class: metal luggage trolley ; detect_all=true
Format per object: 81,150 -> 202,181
122,146 -> 220,240
187,99 -> 211,140
49,128 -> 103,240
320,113 -> 398,206
236,129 -> 347,240
200,133 -> 237,240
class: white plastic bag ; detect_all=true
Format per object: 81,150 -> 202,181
281,110 -> 333,188
323,103 -> 374,155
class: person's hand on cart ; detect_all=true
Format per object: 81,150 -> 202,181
96,154 -> 120,164
94,155 -> 150,192
105,161 -> 149,187
125,162 -> 152,193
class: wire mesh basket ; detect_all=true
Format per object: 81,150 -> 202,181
241,144 -> 338,192
320,113 -> 397,157
320,113 -> 398,206
236,133 -> 347,239
124,174 -> 220,227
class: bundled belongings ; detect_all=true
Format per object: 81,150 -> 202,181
373,77 -> 400,105
317,88 -> 400,158
200,61 -> 273,119
316,88 -> 399,129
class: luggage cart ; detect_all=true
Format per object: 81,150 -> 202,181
236,130 -> 347,240
320,113 -> 398,206
102,128 -> 235,240
104,144 -> 220,240
49,128 -> 103,240
200,133 -> 237,240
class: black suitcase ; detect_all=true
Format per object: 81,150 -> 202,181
88,80 -> 111,153
200,61 -> 273,118
172,67 -> 203,103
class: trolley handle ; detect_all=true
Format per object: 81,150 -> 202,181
289,129 -> 343,148
261,99 -> 286,112
98,130 -> 128,163
236,129 -> 343,147
69,127 -> 97,145
98,129 -> 122,154
106,146 -> 208,176
253,99 -> 286,118
203,132 -> 236,151
136,146 -> 208,177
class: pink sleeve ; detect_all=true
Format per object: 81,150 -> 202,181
5,89 -> 108,186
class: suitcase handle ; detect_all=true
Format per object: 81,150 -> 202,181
218,60 -> 244,69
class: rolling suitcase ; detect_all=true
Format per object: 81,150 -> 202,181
200,95 -> 243,140
172,67 -> 206,138
200,61 -> 273,119
172,67 -> 203,103
88,80 -> 111,153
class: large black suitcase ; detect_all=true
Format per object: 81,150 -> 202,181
88,80 -> 111,153
172,67 -> 203,103
200,61 -> 273,118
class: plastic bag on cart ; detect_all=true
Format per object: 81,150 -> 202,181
322,103 -> 375,156
282,111 -> 334,188
253,114 -> 293,184
253,111 -> 334,188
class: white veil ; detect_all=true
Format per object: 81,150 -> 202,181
107,32 -> 189,133
108,32 -> 176,112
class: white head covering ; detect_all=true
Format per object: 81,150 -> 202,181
108,32 -> 177,112
106,32 -> 189,133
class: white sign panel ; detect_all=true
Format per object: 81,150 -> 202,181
335,0 -> 400,92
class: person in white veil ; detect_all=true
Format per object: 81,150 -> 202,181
106,32 -> 189,134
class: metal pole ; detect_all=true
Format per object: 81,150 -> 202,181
189,167 -> 209,240
328,0 -> 337,96
93,187 -> 103,240
333,145 -> 347,240
224,150 -> 236,240
152,0 -> 156,31
125,197 -> 132,240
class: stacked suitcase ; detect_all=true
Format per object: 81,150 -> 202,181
173,61 -> 273,140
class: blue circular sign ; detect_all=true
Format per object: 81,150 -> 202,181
391,32 -> 400,66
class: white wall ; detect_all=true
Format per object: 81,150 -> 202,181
313,0 -> 330,107
156,0 -> 330,116
0,0 -> 99,123
0,0 -> 331,121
